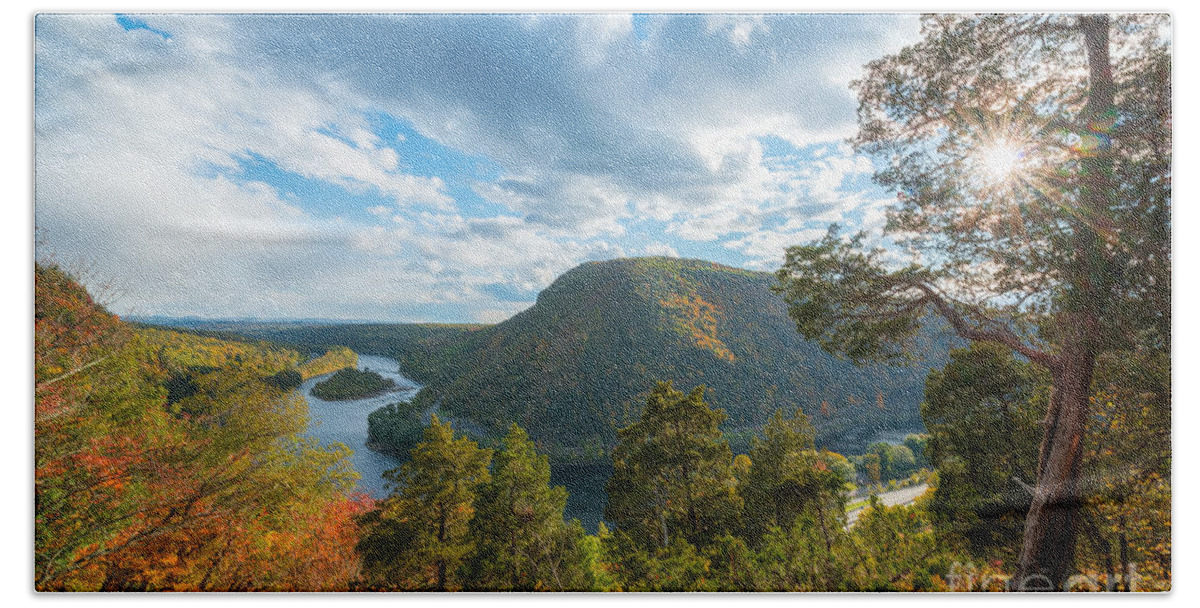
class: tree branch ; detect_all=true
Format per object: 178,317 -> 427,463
911,282 -> 1060,371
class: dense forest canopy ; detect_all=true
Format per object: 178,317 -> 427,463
311,367 -> 398,401
35,264 -> 368,591
33,244 -> 1170,591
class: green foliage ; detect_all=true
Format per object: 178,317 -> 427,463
601,531 -> 713,592
904,433 -> 930,469
789,15 -> 1171,585
366,401 -> 427,457
858,442 -> 919,482
211,258 -> 954,460
921,342 -> 1044,567
465,424 -> 586,591
348,257 -> 953,460
861,453 -> 882,487
310,367 -> 396,401
264,368 -> 303,391
706,533 -> 760,591
296,346 -> 357,380
756,513 -> 855,591
605,381 -> 742,552
742,409 -> 820,542
36,264 -> 364,591
1076,349 -> 1171,590
357,419 -> 608,591
774,227 -> 936,364
740,412 -> 852,572
849,497 -> 950,591
217,322 -> 485,365
580,523 -> 620,591
358,416 -> 492,591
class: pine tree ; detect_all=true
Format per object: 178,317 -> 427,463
466,424 -> 585,590
359,416 -> 491,591
921,342 -> 1044,568
604,381 -> 742,551
777,14 -> 1169,587
741,408 -> 815,543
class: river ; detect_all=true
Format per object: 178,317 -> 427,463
300,354 -> 611,531
300,354 -> 920,533
299,354 -> 418,498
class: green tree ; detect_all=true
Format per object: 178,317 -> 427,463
466,424 -> 587,590
707,533 -> 761,591
600,531 -> 712,592
741,408 -> 847,547
604,381 -> 742,552
775,14 -> 1169,587
865,442 -> 917,481
359,416 -> 492,591
850,497 -> 950,591
756,513 -> 856,591
860,453 -> 882,488
922,342 -> 1044,567
904,434 -> 930,470
1076,350 -> 1171,590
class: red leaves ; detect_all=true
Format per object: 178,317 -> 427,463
36,264 -> 365,591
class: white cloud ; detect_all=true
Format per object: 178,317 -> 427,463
35,13 -> 917,321
725,227 -> 828,269
36,15 -> 506,320
643,242 -> 679,258
704,15 -> 769,48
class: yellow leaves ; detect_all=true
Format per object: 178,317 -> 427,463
297,347 -> 358,379
137,327 -> 301,376
659,292 -> 735,363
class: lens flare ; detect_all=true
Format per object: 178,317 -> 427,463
974,138 -> 1027,187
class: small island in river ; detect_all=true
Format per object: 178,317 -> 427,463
310,367 -> 398,401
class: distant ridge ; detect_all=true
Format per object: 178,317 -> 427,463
128,315 -> 400,327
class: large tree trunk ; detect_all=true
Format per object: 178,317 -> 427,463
1013,14 -> 1113,590
1013,319 -> 1096,589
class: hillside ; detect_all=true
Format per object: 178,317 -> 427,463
181,321 -> 486,364
35,264 -> 364,590
396,257 -> 955,458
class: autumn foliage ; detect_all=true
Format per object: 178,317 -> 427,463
35,264 -> 367,591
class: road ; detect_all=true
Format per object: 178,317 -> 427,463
845,483 -> 929,527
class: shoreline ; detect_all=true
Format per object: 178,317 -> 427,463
309,383 -> 414,402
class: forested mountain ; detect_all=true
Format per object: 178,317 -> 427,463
398,255 -> 950,455
395,257 -> 955,458
198,258 -> 952,458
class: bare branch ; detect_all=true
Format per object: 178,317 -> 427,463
912,282 -> 1060,370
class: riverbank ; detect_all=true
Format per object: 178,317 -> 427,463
300,354 -> 422,498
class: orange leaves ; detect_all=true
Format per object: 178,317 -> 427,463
35,264 -> 365,591
660,292 -> 736,363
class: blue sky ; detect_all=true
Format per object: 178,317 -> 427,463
34,13 -> 920,322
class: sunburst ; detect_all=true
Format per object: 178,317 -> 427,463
972,136 -> 1032,189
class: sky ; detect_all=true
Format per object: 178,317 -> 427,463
34,12 -> 923,323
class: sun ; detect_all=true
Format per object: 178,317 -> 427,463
973,137 -> 1029,188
